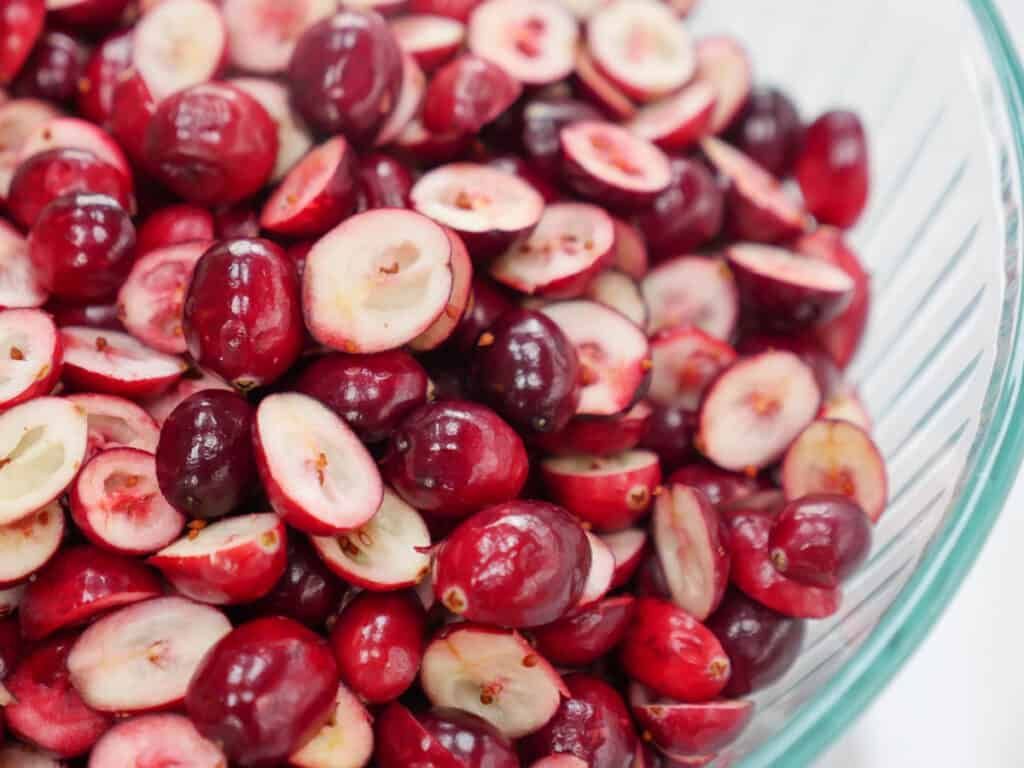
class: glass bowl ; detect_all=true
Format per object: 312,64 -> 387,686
687,0 -> 1024,765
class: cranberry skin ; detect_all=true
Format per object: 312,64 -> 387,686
186,617 -> 339,768
9,148 -> 133,229
13,31 -> 86,104
796,110 -> 869,228
77,30 -> 133,127
358,152 -> 413,210
145,83 -> 278,206
418,709 -> 519,768
433,500 -> 590,627
0,0 -> 44,85
522,97 -> 603,179
136,204 -> 215,254
288,10 -> 403,145
248,536 -> 345,628
423,54 -> 522,136
295,350 -> 429,443
376,702 -> 465,768
451,276 -> 514,354
330,591 -> 425,704
522,675 -> 637,768
530,596 -> 636,667
28,192 -> 135,302
634,552 -> 671,599
725,88 -> 803,178
768,494 -> 871,588
471,308 -> 580,434
638,404 -> 695,473
382,400 -> 529,518
184,238 -> 303,388
46,300 -> 123,331
0,617 -> 20,679
110,72 -> 156,166
633,157 -> 723,260
486,153 -> 562,203
409,0 -> 480,20
706,588 -> 805,697
668,464 -> 762,507
215,201 -> 261,239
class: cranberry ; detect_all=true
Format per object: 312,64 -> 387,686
375,702 -> 465,768
0,617 -> 20,679
737,333 -> 841,400
183,238 -> 303,389
144,82 -> 277,206
77,30 -> 133,128
706,588 -> 805,697
28,192 -> 135,302
633,157 -> 723,259
522,674 -> 637,768
110,72 -> 156,166
136,203 -> 215,254
634,552 -> 671,599
418,709 -> 519,768
288,9 -> 403,145
155,389 -> 257,521
433,500 -> 590,627
382,400 -> 529,518
295,350 -> 429,442
423,54 -> 522,136
248,536 -> 345,628
46,300 -> 123,331
0,0 -> 44,85
186,617 -> 339,768
796,110 -> 869,228
409,0 -> 481,20
486,153 -> 562,202
668,463 -> 763,507
725,87 -> 803,178
451,276 -> 514,354
638,404 -> 695,472
13,31 -> 86,104
214,201 -> 261,239
521,97 -> 603,179
530,596 -> 636,667
358,152 -> 414,210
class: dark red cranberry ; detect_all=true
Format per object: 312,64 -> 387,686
725,87 -> 803,178
215,201 -> 261,239
706,588 -> 805,697
796,110 -> 869,228
422,54 -> 522,136
248,537 -> 345,628
110,72 -> 156,166
638,404 -> 695,472
486,153 -> 562,202
0,617 -> 20,679
136,204 -> 215,254
46,0 -> 129,26
521,674 -> 637,768
77,30 -> 133,128
13,31 -> 87,104
376,702 -> 465,768
530,596 -> 636,667
451,276 -> 514,354
521,97 -> 603,179
185,617 -> 339,768
183,238 -> 303,389
330,590 -> 425,704
433,500 -> 590,627
28,192 -> 135,302
295,350 -> 429,443
144,82 -> 277,206
418,709 -> 519,768
634,552 -> 670,598
633,157 -> 723,260
46,300 -> 123,331
381,400 -> 529,518
358,152 -> 414,210
288,9 -> 403,145
669,463 -> 763,507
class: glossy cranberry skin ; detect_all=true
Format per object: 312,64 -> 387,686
418,709 -> 519,768
0,617 -> 20,679
382,400 -> 529,518
486,153 -> 562,203
248,537 -> 344,628
634,552 -> 671,599
639,404 -> 695,472
215,201 -> 261,239
77,30 -> 133,127
184,238 -> 303,388
0,0 -> 44,85
46,300 -> 123,330
13,31 -> 86,104
522,675 -> 637,768
768,494 -> 871,588
330,591 -> 425,704
423,54 -> 522,136
144,83 -> 277,206
376,702 -> 465,768
186,617 -> 339,768
9,147 -> 133,229
451,276 -> 514,354
633,157 -> 723,260
358,152 -> 414,210
725,88 -> 803,178
110,72 -> 156,166
796,110 -> 869,228
156,389 -> 256,521
288,9 -> 403,145
669,464 -> 763,507
521,97 -> 603,179
433,500 -> 590,627
409,0 -> 481,20
28,192 -> 135,302
136,203 -> 215,254
706,588 -> 805,697
531,596 -> 636,667
295,350 -> 429,442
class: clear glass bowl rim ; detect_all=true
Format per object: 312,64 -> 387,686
742,2 -> 1024,765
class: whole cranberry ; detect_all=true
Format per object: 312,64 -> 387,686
382,400 -> 529,518
183,238 -> 303,389
288,10 -> 403,145
669,463 -> 763,507
13,31 -> 86,104
471,308 -> 580,434
521,97 -> 603,179
295,350 -> 429,442
186,617 -> 339,768
155,389 -> 257,521
633,157 -> 723,260
530,596 -> 636,667
136,204 -> 215,254
144,82 -> 278,206
330,590 -> 425,704
0,617 -> 20,679
46,300 -> 123,331
375,702 -> 465,768
451,276 -> 514,354
248,537 -> 345,628
110,72 -> 156,166
433,500 -> 590,627
28,192 -> 135,302
706,588 -> 805,697
77,30 -> 133,127
358,152 -> 414,210
422,54 -> 522,136
521,675 -> 637,768
796,110 -> 869,228
638,404 -> 695,472
726,87 -> 803,178
418,709 -> 519,768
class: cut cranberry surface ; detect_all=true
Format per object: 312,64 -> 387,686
630,684 -> 753,757
409,226 -> 473,351
223,0 -> 335,75
288,683 -> 375,768
19,118 -> 131,181
132,0 -> 226,102
88,714 -> 226,768
692,36 -> 752,135
561,121 -> 672,208
391,13 -> 465,71
0,99 -> 59,201
535,399 -> 653,457
375,51 -> 427,146
230,77 -> 315,183
602,526 -> 648,587
67,393 -> 160,459
0,308 -> 61,410
628,81 -> 717,152
649,327 -> 737,411
467,0 -> 578,86
0,500 -> 62,586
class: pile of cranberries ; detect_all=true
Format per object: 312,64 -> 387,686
0,0 -> 884,765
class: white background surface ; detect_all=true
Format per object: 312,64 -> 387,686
820,2 -> 1024,765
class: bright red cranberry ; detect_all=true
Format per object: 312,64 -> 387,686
155,389 -> 256,521
110,71 -> 156,166
433,500 -> 590,627
418,709 -> 519,768
144,82 -> 277,206
186,617 -> 339,768
382,400 -> 529,518
248,536 -> 345,628
77,30 -> 133,127
451,276 -> 514,354
183,238 -> 303,389
409,0 -> 481,20
288,9 -> 403,145
136,203 -> 215,254
0,0 -> 44,85
13,31 -> 86,104
521,97 -> 603,179
522,674 -> 637,768
215,201 -> 261,239
28,192 -> 135,302
530,596 -> 636,667
295,350 -> 429,443
669,463 -> 763,507
726,87 -> 803,177
633,157 -> 723,259
639,404 -> 695,472
330,590 -> 425,704
0,617 -> 20,679
46,300 -> 123,331
358,152 -> 414,210
796,110 -> 869,228
375,702 -> 465,768
422,54 -> 522,136
706,588 -> 805,697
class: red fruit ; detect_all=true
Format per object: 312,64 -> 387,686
467,0 -> 578,86
76,31 -> 133,128
223,0 -> 335,75
109,72 -> 157,166
632,157 -> 724,258
0,0 -> 43,85
649,327 -> 737,411
135,204 -> 214,255
691,36 -> 752,134
139,366 -> 231,426
601,527 -> 648,588
409,0 -> 479,20
230,77 -> 315,183
630,684 -> 753,757
819,387 -> 872,432
0,308 -> 61,409
433,500 -> 590,627
17,117 -> 131,180
530,595 -> 635,667
520,96 -> 603,179
248,536 -> 345,629
88,714 -> 226,768
627,81 -> 717,152
450,274 -> 513,353
422,54 -> 522,135
375,702 -> 465,768
620,597 -> 730,702
735,332 -> 840,401
535,400 -> 653,457
391,14 -> 465,72
409,226 -> 473,351
60,326 -> 186,398
668,463 -> 762,507
288,683 -> 374,768
573,46 -> 637,121
797,110 -> 869,228
330,590 -> 425,703
393,115 -> 471,163
0,218 -> 45,309
725,87 -> 802,178
0,615 -> 20,677
12,31 -> 86,105
417,709 -> 519,768
357,152 -> 414,210
186,617 -> 339,767
611,217 -> 648,279
67,392 -> 160,459
0,501 -> 63,587
0,99 -> 59,202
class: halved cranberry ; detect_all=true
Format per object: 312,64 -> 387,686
67,393 -> 160,459
0,501 -> 62,587
418,709 -> 519,768
393,116 -> 472,164
17,117 -> 131,181
409,0 -> 479,20
375,702 -> 465,768
0,99 -> 59,202
691,36 -> 752,135
725,87 -> 802,178
668,463 -> 762,507
627,81 -> 717,152
223,0 -> 335,75
541,450 -> 660,531
135,204 -> 214,256
632,156 -> 724,258
820,387 -> 872,432
12,31 -> 86,105
650,327 -> 737,411
536,400 -> 653,457
796,110 -> 869,228
358,152 -> 414,210
248,536 -> 345,629
584,270 -> 647,327
642,261 -> 739,343
0,0 -> 43,86
530,595 -> 635,667
520,96 -> 603,179
230,76 -> 315,183
560,121 -> 671,208
573,45 -> 637,121
289,683 -> 375,768
610,218 -> 648,279
423,54 -> 522,136
630,684 -> 753,757
639,403 -> 695,473
450,274 -> 513,353
0,308 -> 61,410
76,30 -> 133,128
467,0 -> 578,86
61,326 -> 185,398
374,51 -> 426,146
391,13 -> 465,71
735,332 -> 841,401
410,227 -> 474,351
88,714 -> 226,768
139,366 -> 231,426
